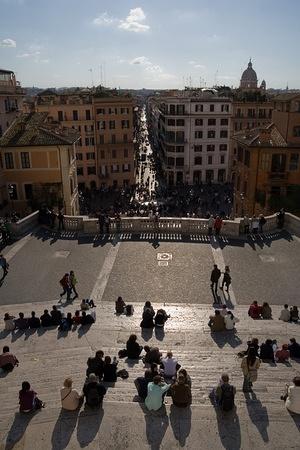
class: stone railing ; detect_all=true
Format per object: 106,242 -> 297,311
7,211 -> 300,239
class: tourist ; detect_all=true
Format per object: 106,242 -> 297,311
224,311 -> 239,330
80,299 -> 90,311
59,273 -> 71,301
210,264 -> 221,294
73,310 -> 81,325
83,373 -> 106,408
126,334 -> 143,359
243,216 -> 250,234
251,216 -> 259,234
140,303 -> 155,328
208,310 -> 225,332
207,215 -> 214,235
261,302 -> 272,320
214,216 -> 223,236
15,312 -> 29,330
143,346 -> 162,365
215,373 -> 236,411
277,208 -> 285,229
58,209 -> 65,231
103,356 -> 118,382
80,311 -> 95,325
279,304 -> 290,322
134,369 -> 153,400
275,344 -> 290,363
40,309 -> 53,327
170,374 -> 192,408
154,309 -> 169,327
288,338 -> 300,359
149,363 -> 161,380
143,301 -> 155,316
178,368 -> 192,388
4,313 -> 15,331
86,350 -> 104,379
19,381 -> 45,412
87,299 -> 96,308
161,351 -> 180,379
241,347 -> 261,392
145,375 -> 170,411
219,305 -> 228,317
259,214 -> 266,233
0,254 -> 9,279
61,377 -> 83,411
221,266 -> 231,292
248,301 -> 262,319
115,296 -> 126,314
50,305 -> 62,326
290,306 -> 299,323
69,271 -> 78,299
28,311 -> 41,329
260,339 -> 275,362
282,376 -> 300,414
0,346 -> 19,372
238,338 -> 260,358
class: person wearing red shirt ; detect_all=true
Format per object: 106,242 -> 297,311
214,216 -> 223,236
248,301 -> 262,319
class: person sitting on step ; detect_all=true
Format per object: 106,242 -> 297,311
0,346 -> 19,372
115,296 -> 126,314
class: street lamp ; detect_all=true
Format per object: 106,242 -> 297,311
240,192 -> 245,217
8,184 -> 15,212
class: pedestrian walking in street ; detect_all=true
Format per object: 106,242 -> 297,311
241,347 -> 261,392
221,266 -> 231,292
58,209 -> 65,231
214,216 -> 223,236
210,264 -> 221,295
59,273 -> 71,301
70,270 -> 78,299
0,254 -> 9,281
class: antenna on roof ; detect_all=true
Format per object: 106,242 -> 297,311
89,68 -> 94,88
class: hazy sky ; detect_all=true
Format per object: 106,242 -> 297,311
0,0 -> 299,89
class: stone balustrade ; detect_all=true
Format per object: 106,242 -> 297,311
7,210 -> 300,238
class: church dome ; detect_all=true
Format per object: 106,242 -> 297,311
240,59 -> 258,89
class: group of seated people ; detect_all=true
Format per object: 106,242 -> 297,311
238,337 -> 300,363
248,301 -> 299,322
208,306 -> 239,331
140,302 -> 170,328
3,304 -> 96,332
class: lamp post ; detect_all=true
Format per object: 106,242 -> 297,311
240,192 -> 245,217
8,184 -> 15,212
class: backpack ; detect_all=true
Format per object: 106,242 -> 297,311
220,384 -> 235,411
126,305 -> 134,316
87,386 -> 100,407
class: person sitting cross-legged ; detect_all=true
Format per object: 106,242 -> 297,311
154,309 -> 170,328
134,369 -> 152,400
261,302 -> 272,320
61,377 -> 83,411
83,373 -> 106,408
282,376 -> 300,415
126,334 -> 143,359
170,374 -> 192,408
115,296 -> 126,314
19,381 -> 45,412
260,339 -> 275,362
4,313 -> 15,331
161,351 -> 180,379
279,304 -> 290,322
208,310 -> 225,332
145,375 -> 170,412
0,346 -> 19,372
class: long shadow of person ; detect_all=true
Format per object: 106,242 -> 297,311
140,404 -> 169,450
215,406 -> 241,450
244,391 -> 269,442
76,407 -> 104,448
141,327 -> 153,341
154,327 -> 165,341
4,411 -> 36,450
77,324 -> 92,338
169,404 -> 191,447
51,408 -> 80,450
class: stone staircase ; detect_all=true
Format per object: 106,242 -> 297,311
0,302 -> 299,449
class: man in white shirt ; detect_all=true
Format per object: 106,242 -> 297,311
161,352 -> 179,378
284,376 -> 300,414
279,304 -> 290,322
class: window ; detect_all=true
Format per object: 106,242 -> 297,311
86,110 -> 91,120
168,119 -> 175,126
21,152 -> 30,168
86,152 -> 95,160
121,120 -> 129,129
220,144 -> 227,151
195,119 -> 203,126
4,152 -> 14,169
271,154 -> 286,172
195,131 -> 203,139
194,145 -> 202,152
289,153 -> 299,171
24,184 -> 33,200
220,155 -> 225,164
293,126 -> 300,137
209,104 -> 214,112
58,111 -> 63,121
111,164 -> 119,173
169,104 -> 176,114
221,118 -> 228,126
77,167 -> 84,176
111,134 -> 116,144
167,157 -> 175,166
123,163 -> 131,172
208,155 -> 213,165
123,134 -> 128,142
87,166 -> 96,175
176,119 -> 185,126
195,104 -> 203,112
176,146 -> 184,152
109,107 -> 118,114
121,107 -> 129,114
99,135 -> 104,144
98,121 -> 106,130
194,156 -> 202,165
76,152 -> 83,160
175,158 -> 184,167
220,130 -> 228,138
221,104 -> 229,112
176,105 -> 185,115
100,150 -> 105,159
244,150 -> 250,167
85,138 -> 89,146
260,152 -> 271,170
124,148 -> 128,158
112,149 -> 117,158
207,130 -> 215,138
207,145 -> 215,152
96,108 -> 105,114
73,110 -> 78,121
109,120 -> 115,130
208,118 -> 216,126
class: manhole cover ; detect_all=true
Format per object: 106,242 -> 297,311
54,251 -> 70,258
259,255 -> 275,262
157,253 -> 172,261
158,261 -> 168,266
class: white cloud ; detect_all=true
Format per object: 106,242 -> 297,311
0,38 -> 16,47
93,12 -> 116,26
17,51 -> 40,58
189,61 -> 206,69
119,7 -> 150,32
130,56 -> 175,81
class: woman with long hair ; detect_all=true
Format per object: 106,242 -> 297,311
241,347 -> 261,392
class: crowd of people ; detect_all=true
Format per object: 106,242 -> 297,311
248,301 -> 299,322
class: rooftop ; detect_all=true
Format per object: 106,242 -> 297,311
233,123 -> 288,147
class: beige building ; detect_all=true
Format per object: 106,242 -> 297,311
0,112 -> 80,215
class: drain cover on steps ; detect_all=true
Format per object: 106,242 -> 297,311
54,251 -> 70,258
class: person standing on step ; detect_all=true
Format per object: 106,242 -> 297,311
210,264 -> 221,295
221,266 -> 231,292
207,215 -> 214,236
58,209 -> 65,231
70,270 -> 78,299
241,347 -> 261,392
60,273 -> 71,302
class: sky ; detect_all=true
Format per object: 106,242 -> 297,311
0,0 -> 299,89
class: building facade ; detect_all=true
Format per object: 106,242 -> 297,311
0,112 -> 79,215
148,90 -> 232,185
